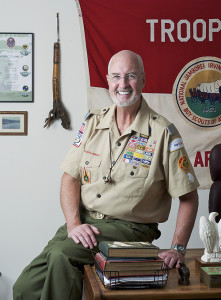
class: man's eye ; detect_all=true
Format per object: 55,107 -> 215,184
127,74 -> 135,79
113,75 -> 121,79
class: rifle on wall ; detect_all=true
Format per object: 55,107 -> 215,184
44,13 -> 70,129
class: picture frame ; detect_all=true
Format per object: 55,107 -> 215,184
0,33 -> 34,102
0,111 -> 28,135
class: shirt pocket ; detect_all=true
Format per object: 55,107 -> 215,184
80,152 -> 102,184
114,163 -> 149,197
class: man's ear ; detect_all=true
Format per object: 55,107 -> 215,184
106,74 -> 110,86
142,73 -> 146,89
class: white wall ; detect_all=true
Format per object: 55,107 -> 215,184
0,1 -> 209,300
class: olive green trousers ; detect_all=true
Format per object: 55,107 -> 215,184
13,211 -> 160,300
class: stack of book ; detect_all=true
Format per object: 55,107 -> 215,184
94,241 -> 168,289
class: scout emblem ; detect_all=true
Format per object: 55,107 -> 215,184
7,37 -> 15,47
20,44 -> 31,56
73,122 -> 85,147
83,167 -> 90,183
178,155 -> 190,172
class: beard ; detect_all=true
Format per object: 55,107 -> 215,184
111,89 -> 140,107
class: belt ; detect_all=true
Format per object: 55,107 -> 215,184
87,210 -> 116,220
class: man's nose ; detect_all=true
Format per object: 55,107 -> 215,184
118,76 -> 129,87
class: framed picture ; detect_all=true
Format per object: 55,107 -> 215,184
0,111 -> 28,135
0,33 -> 34,102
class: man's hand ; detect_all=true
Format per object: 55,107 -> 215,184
158,249 -> 185,269
68,224 -> 100,249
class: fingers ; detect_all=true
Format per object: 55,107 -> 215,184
68,224 -> 100,249
159,249 -> 185,269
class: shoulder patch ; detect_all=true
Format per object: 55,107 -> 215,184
169,138 -> 184,152
167,124 -> 177,136
73,122 -> 85,147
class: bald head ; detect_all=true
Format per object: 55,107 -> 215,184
108,50 -> 144,75
106,50 -> 146,107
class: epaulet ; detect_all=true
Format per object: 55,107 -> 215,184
84,107 -> 110,121
167,123 -> 177,136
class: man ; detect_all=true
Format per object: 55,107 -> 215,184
13,50 -> 199,300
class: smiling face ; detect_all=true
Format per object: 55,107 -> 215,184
107,51 -> 146,107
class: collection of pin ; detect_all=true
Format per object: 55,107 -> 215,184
123,135 -> 156,169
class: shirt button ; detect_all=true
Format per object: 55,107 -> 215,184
85,161 -> 89,165
117,142 -> 121,146
97,194 -> 101,198
130,171 -> 134,176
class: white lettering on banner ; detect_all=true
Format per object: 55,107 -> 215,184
146,18 -> 221,42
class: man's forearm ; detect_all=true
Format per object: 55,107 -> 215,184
159,189 -> 198,268
172,190 -> 199,247
60,172 -> 81,233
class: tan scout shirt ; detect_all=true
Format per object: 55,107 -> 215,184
60,98 -> 199,223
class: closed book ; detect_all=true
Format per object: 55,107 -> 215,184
200,266 -> 221,288
95,252 -> 164,275
99,241 -> 159,258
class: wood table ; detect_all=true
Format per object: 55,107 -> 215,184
84,249 -> 221,300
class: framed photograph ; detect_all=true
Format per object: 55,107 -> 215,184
0,33 -> 34,102
0,111 -> 28,135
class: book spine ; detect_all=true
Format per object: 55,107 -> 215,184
95,252 -> 107,271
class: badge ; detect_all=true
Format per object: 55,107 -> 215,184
73,122 -> 85,147
7,37 -> 15,47
178,155 -> 190,172
83,167 -> 90,183
169,138 -> 184,152
123,134 -> 157,169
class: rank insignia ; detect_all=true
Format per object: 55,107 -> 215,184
83,167 -> 90,183
178,155 -> 190,172
73,122 -> 85,147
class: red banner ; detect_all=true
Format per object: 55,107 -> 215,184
78,0 -> 221,94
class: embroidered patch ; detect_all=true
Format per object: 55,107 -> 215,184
83,167 -> 91,184
73,123 -> 85,147
178,155 -> 190,172
188,173 -> 194,182
123,135 -> 156,168
169,138 -> 184,152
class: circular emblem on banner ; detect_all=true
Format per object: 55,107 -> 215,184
178,155 -> 189,172
173,57 -> 221,128
7,37 -> 15,47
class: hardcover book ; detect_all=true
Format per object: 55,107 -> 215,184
200,266 -> 221,288
99,241 -> 159,258
95,252 -> 164,276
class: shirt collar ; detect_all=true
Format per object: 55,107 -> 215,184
95,104 -> 116,130
96,96 -> 151,136
130,96 -> 151,136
